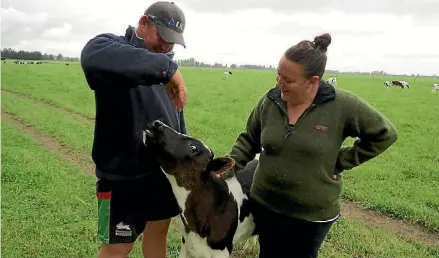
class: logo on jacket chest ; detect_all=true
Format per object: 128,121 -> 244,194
314,124 -> 329,131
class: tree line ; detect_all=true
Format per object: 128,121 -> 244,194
175,58 -> 274,70
2,48 -> 437,77
1,48 -> 79,62
0,48 -> 273,70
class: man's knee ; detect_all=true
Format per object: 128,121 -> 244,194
98,242 -> 135,258
143,218 -> 172,236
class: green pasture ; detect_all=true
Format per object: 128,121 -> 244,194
1,61 -> 438,257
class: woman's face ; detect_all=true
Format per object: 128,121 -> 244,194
276,55 -> 319,105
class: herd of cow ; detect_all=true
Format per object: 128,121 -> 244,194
324,77 -> 438,94
12,60 -> 43,64
10,60 -> 71,66
384,80 -> 439,93
4,63 -> 439,93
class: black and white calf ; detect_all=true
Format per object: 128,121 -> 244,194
391,80 -> 409,89
143,120 -> 258,258
224,70 -> 232,76
384,81 -> 390,88
326,77 -> 337,85
432,84 -> 439,93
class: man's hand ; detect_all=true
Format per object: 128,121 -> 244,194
165,70 -> 187,112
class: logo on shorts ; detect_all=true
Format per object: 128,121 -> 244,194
115,222 -> 132,237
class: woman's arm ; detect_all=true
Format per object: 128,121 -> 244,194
335,94 -> 398,175
227,96 -> 265,171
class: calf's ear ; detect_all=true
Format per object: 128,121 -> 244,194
205,157 -> 235,177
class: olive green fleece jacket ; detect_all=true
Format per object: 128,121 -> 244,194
228,81 -> 398,221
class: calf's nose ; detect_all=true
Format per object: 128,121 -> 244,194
153,120 -> 163,128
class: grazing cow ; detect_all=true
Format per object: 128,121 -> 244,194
224,70 -> 232,76
432,84 -> 439,93
143,120 -> 258,258
326,77 -> 337,85
391,80 -> 409,89
384,81 -> 390,88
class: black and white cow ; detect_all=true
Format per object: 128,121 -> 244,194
384,81 -> 390,88
326,77 -> 337,85
143,120 -> 258,258
391,80 -> 409,89
224,70 -> 232,75
432,84 -> 439,93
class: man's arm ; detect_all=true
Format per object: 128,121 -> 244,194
227,96 -> 264,171
80,33 -> 178,89
335,95 -> 398,175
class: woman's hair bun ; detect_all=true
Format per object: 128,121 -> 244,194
313,33 -> 331,52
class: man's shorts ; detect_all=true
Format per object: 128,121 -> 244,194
95,171 -> 181,244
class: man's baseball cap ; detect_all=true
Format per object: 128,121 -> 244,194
145,1 -> 186,48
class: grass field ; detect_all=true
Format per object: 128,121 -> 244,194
1,61 -> 439,257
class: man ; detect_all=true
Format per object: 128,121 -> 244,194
80,2 -> 188,257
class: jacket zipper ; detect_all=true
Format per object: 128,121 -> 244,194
269,96 -> 316,138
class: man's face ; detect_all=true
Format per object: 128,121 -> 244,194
137,16 -> 174,53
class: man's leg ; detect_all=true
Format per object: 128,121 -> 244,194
98,243 -> 134,258
141,218 -> 172,258
96,179 -> 142,258
139,171 -> 181,258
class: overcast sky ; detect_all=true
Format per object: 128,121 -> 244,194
2,0 -> 439,75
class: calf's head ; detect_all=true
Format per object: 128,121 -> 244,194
143,120 -> 235,189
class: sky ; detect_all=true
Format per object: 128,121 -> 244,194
2,0 -> 439,75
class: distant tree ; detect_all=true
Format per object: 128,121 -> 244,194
0,48 -> 78,61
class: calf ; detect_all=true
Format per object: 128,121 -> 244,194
432,84 -> 439,93
143,120 -> 258,258
326,77 -> 337,86
391,80 -> 409,89
224,70 -> 232,75
384,81 -> 390,88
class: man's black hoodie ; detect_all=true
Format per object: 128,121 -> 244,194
80,25 -> 186,181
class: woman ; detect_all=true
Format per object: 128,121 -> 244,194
228,33 -> 398,257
